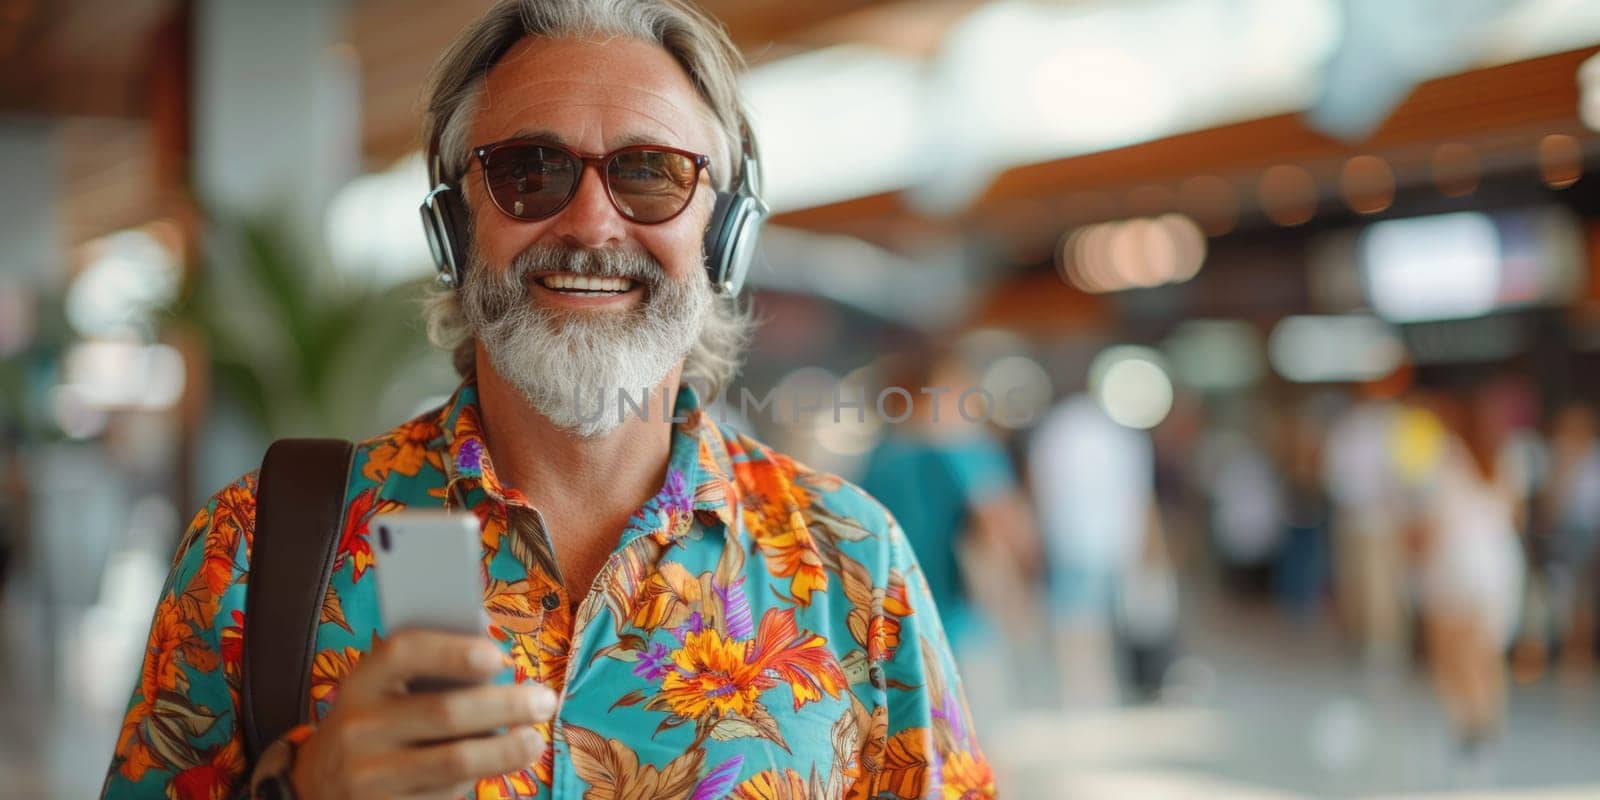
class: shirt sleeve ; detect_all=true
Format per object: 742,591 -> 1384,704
100,473 -> 259,799
857,513 -> 997,799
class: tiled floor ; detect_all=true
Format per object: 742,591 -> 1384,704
986,597 -> 1600,799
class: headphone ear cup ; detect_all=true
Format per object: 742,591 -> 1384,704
719,197 -> 762,296
704,191 -> 768,296
419,184 -> 470,287
703,190 -> 738,293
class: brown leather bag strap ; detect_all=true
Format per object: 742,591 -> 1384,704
241,438 -> 356,763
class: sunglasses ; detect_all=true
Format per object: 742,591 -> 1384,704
472,138 -> 713,225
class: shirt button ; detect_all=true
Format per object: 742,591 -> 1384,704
541,592 -> 561,611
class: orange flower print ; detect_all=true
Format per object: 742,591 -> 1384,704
870,572 -> 913,663
502,623 -> 568,691
473,766 -> 540,800
476,509 -> 506,573
740,458 -> 828,605
865,612 -> 902,664
940,751 -> 997,800
137,598 -> 194,692
876,728 -> 934,800
730,768 -> 811,800
309,646 -> 363,708
749,606 -> 848,710
116,599 -> 202,781
194,483 -> 253,598
535,614 -> 571,687
842,702 -> 889,800
751,516 -> 828,606
362,417 -> 440,482
659,626 -> 767,719
649,607 -> 845,730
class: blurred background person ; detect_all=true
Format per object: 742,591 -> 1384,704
1324,389 -> 1411,668
1274,403 -> 1334,622
1111,496 -> 1181,701
1029,389 -> 1175,706
1538,401 -> 1600,679
859,344 -> 1044,723
1413,385 -> 1532,761
1201,425 -> 1284,601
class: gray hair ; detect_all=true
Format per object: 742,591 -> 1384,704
422,0 -> 746,190
418,0 -> 753,400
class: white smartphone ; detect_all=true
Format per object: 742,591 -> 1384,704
373,510 -> 492,691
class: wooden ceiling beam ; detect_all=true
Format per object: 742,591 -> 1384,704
772,0 -> 983,60
698,0 -> 894,59
773,46 -> 1600,251
975,46 -> 1598,209
0,0 -> 171,117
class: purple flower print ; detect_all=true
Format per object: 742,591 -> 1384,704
457,437 -> 483,473
632,641 -> 674,682
660,468 -> 693,516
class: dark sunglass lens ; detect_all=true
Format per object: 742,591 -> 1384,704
485,145 -> 577,219
607,150 -> 698,222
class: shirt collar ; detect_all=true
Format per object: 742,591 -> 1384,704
430,375 -> 742,544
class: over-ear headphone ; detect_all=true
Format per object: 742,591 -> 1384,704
418,115 -> 769,295
702,119 -> 768,295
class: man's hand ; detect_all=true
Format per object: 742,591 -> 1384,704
290,631 -> 555,800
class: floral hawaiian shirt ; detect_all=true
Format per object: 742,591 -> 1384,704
101,377 -> 996,799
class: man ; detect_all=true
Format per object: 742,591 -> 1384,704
101,2 -> 993,798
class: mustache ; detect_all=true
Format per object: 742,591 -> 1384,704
505,243 -> 664,286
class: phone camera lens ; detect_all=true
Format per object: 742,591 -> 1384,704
378,525 -> 392,550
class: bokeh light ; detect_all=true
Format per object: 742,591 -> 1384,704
62,339 -> 187,411
980,355 -> 1054,429
1268,314 -> 1405,383
1582,50 -> 1600,131
1538,133 -> 1584,189
1089,345 -> 1175,429
1361,211 -> 1501,322
1058,213 -> 1208,293
1339,155 -> 1395,215
1163,319 -> 1265,392
1257,164 -> 1318,227
65,229 -> 181,339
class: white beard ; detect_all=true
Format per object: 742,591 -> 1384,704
460,243 -> 711,438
